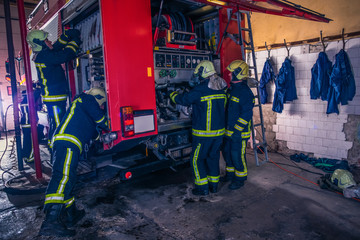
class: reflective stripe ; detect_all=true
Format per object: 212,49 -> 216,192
45,193 -> 64,205
21,124 -> 31,128
68,41 -> 79,48
195,177 -> 208,186
64,197 -> 75,208
96,116 -> 105,123
60,98 -> 82,134
170,92 -> 178,103
241,131 -> 251,138
36,63 -> 49,96
225,129 -> 233,137
231,96 -> 239,103
208,175 -> 220,183
200,94 -> 226,101
53,105 -> 60,127
57,148 -> 73,194
238,118 -> 248,125
234,124 -> 244,131
58,37 -> 67,44
65,45 -> 77,53
42,95 -> 67,102
192,143 -> 201,181
192,128 -> 224,137
226,167 -> 235,172
235,140 -> 248,177
52,134 -> 82,152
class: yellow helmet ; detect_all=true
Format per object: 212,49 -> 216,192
194,60 -> 216,79
227,60 -> 249,80
331,169 -> 356,189
26,29 -> 48,52
87,87 -> 106,107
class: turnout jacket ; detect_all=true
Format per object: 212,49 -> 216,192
170,78 -> 226,138
259,59 -> 275,104
327,49 -> 356,114
51,93 -> 108,152
34,34 -> 80,103
225,81 -> 255,139
310,52 -> 332,101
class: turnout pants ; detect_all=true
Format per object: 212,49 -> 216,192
45,101 -> 67,143
44,142 -> 80,210
191,136 -> 223,190
222,136 -> 249,182
21,126 -> 34,162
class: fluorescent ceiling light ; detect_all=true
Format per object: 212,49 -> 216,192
207,0 -> 227,6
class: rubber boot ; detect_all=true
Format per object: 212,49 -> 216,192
228,180 -> 245,190
38,204 -> 76,237
191,187 -> 209,196
65,203 -> 85,227
209,183 -> 218,193
220,172 -> 234,182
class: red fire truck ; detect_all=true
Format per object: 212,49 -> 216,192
27,0 -> 330,179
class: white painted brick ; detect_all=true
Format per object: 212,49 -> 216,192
343,141 -> 353,150
272,125 -> 279,133
285,126 -> 294,134
284,118 -> 293,126
322,138 -> 333,147
279,125 -> 286,133
338,149 -> 348,159
293,127 -> 302,135
276,118 -> 284,125
316,129 -> 327,138
314,137 -> 323,146
299,128 -> 310,136
298,120 -> 307,128
276,133 -> 286,141
315,146 -> 328,155
308,129 -> 317,137
287,141 -> 295,149
302,144 -> 314,154
305,136 -> 315,145
333,123 -> 344,132
336,132 -> 346,141
314,104 -> 326,113
355,106 -> 360,115
291,119 -> 299,127
323,122 -> 334,131
306,120 -> 315,129
327,147 -> 338,157
292,142 -> 303,151
326,130 -> 337,140
341,105 -> 356,114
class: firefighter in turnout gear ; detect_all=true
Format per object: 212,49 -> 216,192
221,60 -> 255,190
39,87 -> 108,237
27,29 -> 81,145
170,60 -> 227,195
19,87 -> 42,163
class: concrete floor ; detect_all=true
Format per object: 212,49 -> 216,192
0,133 -> 360,240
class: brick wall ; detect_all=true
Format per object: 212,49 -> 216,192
251,38 -> 360,163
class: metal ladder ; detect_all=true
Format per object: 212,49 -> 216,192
218,9 -> 269,166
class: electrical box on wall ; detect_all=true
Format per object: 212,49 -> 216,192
302,43 -> 323,54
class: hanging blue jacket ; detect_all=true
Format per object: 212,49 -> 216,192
272,58 -> 297,113
326,49 -> 356,114
310,52 -> 332,101
259,59 -> 275,104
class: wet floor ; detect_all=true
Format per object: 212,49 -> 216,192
0,138 -> 360,240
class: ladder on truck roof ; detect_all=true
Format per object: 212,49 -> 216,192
218,9 -> 269,166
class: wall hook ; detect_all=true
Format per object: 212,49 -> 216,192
342,28 -> 348,50
320,30 -> 328,52
265,42 -> 271,59
284,39 -> 290,57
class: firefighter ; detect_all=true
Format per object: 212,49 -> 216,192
221,60 -> 255,190
19,87 -> 43,163
170,60 -> 227,195
39,87 -> 108,237
26,28 -> 81,145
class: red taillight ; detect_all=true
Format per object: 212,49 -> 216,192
125,171 -> 132,179
120,106 -> 135,137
